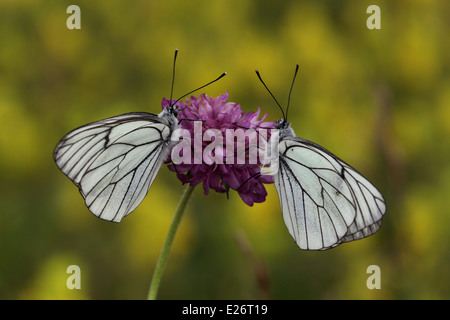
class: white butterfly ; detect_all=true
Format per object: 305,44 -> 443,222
54,50 -> 225,222
257,65 -> 386,250
54,109 -> 179,222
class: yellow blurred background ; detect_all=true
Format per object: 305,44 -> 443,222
0,0 -> 448,299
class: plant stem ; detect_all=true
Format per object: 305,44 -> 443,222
147,185 -> 196,300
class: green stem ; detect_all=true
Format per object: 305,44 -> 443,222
147,185 -> 196,300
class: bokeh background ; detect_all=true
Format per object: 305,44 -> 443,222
1,0 -> 448,299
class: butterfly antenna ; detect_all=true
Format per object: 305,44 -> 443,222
285,64 -> 299,121
169,49 -> 179,106
255,70 -> 286,121
172,72 -> 227,107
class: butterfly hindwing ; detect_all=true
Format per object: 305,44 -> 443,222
337,160 -> 386,244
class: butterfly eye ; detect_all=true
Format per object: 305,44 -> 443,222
166,104 -> 178,117
275,119 -> 286,129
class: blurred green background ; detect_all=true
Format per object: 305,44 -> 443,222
1,0 -> 448,299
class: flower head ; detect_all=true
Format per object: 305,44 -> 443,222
162,92 -> 274,206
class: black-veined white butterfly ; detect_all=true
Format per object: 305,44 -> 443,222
54,50 -> 226,222
256,65 -> 386,250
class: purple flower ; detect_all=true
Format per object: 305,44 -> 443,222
162,92 -> 274,206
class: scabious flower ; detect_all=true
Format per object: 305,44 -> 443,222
162,92 -> 274,206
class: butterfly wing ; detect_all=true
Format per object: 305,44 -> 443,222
54,112 -> 173,222
336,159 -> 385,244
275,136 -> 386,250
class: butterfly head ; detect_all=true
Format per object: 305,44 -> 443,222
275,119 -> 296,139
275,119 -> 289,130
159,104 -> 179,130
166,104 -> 179,117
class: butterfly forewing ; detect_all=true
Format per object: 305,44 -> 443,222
54,112 -> 174,222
